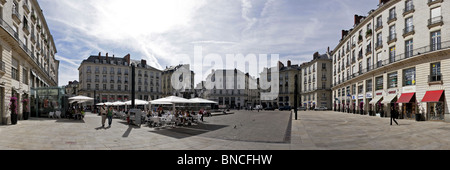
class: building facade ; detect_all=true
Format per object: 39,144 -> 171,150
332,0 -> 450,122
161,64 -> 195,99
276,61 -> 301,108
203,69 -> 259,109
0,0 -> 59,124
78,53 -> 162,104
301,52 -> 333,110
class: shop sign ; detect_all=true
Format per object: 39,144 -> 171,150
358,94 -> 364,99
48,89 -> 59,96
366,93 -> 372,98
402,86 -> 416,93
375,90 -> 384,96
388,89 -> 397,94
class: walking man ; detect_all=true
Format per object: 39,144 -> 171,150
107,107 -> 113,128
390,105 -> 399,126
100,104 -> 107,128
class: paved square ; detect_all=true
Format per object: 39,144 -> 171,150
1,110 -> 450,150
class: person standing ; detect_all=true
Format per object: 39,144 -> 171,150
100,104 -> 107,128
107,107 -> 114,127
390,105 -> 399,126
199,108 -> 204,122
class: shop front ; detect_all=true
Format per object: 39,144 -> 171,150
31,87 -> 65,118
421,90 -> 445,121
369,92 -> 383,117
397,92 -> 417,120
351,95 -> 357,114
381,93 -> 398,117
366,93 -> 373,116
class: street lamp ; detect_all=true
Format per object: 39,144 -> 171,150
294,74 -> 298,120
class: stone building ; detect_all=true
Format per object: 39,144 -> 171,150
0,0 -> 59,124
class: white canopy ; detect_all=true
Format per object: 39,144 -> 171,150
104,102 -> 114,106
69,95 -> 94,104
124,99 -> 149,105
189,98 -> 218,104
150,96 -> 195,104
381,94 -> 397,104
369,96 -> 383,104
111,101 -> 126,106
149,101 -> 173,105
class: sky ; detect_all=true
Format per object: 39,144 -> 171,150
38,0 -> 379,86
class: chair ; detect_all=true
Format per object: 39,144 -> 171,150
193,114 -> 202,123
163,115 -> 175,127
48,112 -> 55,119
55,111 -> 61,119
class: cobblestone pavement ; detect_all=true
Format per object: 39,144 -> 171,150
1,110 -> 450,150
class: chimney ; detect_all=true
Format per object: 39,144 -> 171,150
313,52 -> 319,59
327,47 -> 330,54
379,0 -> 390,5
98,52 -> 101,60
287,60 -> 292,67
277,61 -> 284,69
341,30 -> 349,40
141,59 -> 147,66
354,15 -> 365,26
106,53 -> 109,60
124,54 -> 131,65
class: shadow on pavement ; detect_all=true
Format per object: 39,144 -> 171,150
149,124 -> 228,139
55,119 -> 85,123
118,121 -> 142,138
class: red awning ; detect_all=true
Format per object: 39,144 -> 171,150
397,93 -> 415,103
421,90 -> 444,102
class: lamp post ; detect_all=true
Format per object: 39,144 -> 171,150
294,74 -> 298,120
131,63 -> 136,109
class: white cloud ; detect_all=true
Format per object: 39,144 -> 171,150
39,0 -> 379,86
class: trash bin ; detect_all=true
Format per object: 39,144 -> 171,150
415,114 -> 422,121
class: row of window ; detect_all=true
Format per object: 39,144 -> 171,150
334,30 -> 442,85
334,0 -> 442,65
85,83 -> 161,92
85,66 -> 161,77
336,62 -> 441,97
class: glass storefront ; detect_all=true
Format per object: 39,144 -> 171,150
427,102 -> 445,121
30,87 -> 65,118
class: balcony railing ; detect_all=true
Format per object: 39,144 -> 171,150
403,25 -> 415,37
11,9 -> 21,23
387,14 -> 397,24
428,16 -> 443,28
375,41 -> 383,50
403,5 -> 415,16
332,41 -> 450,87
428,0 -> 443,6
0,17 -> 56,85
388,34 -> 397,44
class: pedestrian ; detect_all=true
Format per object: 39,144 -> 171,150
107,107 -> 114,127
199,108 -> 204,122
100,104 -> 107,128
390,105 -> 399,126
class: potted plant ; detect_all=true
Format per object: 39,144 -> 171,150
22,99 -> 30,120
9,97 -> 18,125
